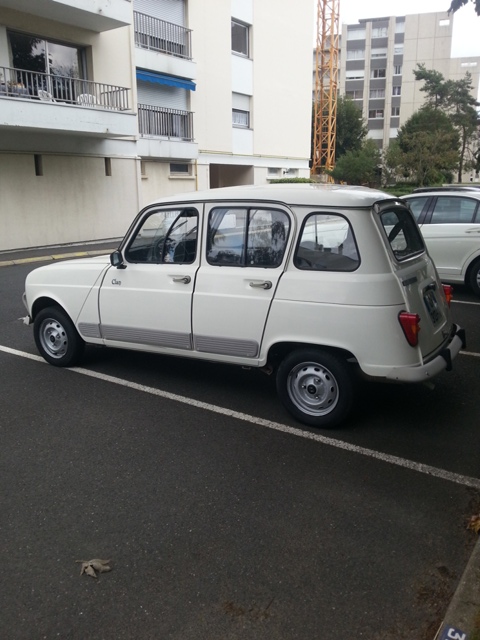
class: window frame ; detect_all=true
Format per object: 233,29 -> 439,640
231,19 -> 250,57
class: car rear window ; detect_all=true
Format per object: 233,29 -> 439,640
294,213 -> 360,271
380,208 -> 425,261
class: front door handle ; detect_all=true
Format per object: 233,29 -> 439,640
249,280 -> 272,290
465,228 -> 480,234
172,276 -> 191,284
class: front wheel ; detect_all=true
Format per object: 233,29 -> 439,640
34,307 -> 84,366
468,258 -> 480,297
276,348 -> 354,429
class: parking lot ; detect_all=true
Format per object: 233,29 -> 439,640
1,252 -> 479,639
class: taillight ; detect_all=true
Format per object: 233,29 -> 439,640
398,312 -> 421,347
442,284 -> 453,307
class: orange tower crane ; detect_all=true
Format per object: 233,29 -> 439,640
312,0 -> 340,178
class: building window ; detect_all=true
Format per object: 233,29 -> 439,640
170,163 -> 192,175
395,20 -> 405,33
346,90 -> 363,100
369,109 -> 384,119
439,19 -> 450,27
371,68 -> 386,79
345,70 -> 365,80
347,28 -> 366,40
391,106 -> 400,117
372,27 -> 388,38
371,47 -> 387,58
394,64 -> 402,75
461,62 -> 478,67
232,109 -> 249,128
267,167 -> 281,178
394,45 -> 404,55
370,88 -> 385,99
392,86 -> 401,96
346,49 -> 365,60
231,20 -> 249,56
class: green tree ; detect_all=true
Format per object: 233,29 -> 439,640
396,107 -> 459,185
335,95 -> 368,158
448,0 -> 480,16
414,64 -> 479,182
329,139 -> 381,185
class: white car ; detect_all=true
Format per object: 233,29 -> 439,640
23,184 -> 465,428
402,190 -> 480,296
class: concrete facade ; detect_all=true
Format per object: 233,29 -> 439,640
0,0 -> 313,250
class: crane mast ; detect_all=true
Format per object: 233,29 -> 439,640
312,0 -> 340,178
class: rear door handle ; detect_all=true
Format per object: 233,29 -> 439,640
465,228 -> 480,233
172,276 -> 191,284
249,281 -> 272,290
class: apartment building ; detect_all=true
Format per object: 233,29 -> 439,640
338,11 -> 480,150
0,0 -> 313,251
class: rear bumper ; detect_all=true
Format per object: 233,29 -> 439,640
386,324 -> 466,382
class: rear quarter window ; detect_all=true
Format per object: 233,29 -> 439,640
380,208 -> 425,261
294,213 -> 360,271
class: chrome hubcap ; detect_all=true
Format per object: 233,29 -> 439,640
287,361 -> 339,417
39,318 -> 68,358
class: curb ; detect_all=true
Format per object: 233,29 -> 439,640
435,535 -> 480,639
0,249 -> 115,268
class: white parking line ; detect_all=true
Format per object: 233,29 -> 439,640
2,344 -> 480,490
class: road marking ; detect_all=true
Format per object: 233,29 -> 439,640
1,344 -> 480,490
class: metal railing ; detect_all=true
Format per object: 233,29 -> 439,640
138,104 -> 194,141
134,11 -> 192,60
0,66 -> 130,110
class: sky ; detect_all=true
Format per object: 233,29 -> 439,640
337,0 -> 480,58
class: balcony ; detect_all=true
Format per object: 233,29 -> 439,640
134,11 -> 196,81
0,0 -> 132,32
0,66 -> 136,138
137,104 -> 197,160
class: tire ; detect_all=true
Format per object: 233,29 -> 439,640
468,259 -> 480,297
33,306 -> 84,367
276,348 -> 354,429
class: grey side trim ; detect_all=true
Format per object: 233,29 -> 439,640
102,325 -> 192,350
78,323 -> 102,339
194,335 -> 258,358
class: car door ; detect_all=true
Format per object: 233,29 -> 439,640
419,195 -> 480,278
98,206 -> 200,352
192,203 -> 292,360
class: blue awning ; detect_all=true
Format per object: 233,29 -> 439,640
136,70 -> 196,91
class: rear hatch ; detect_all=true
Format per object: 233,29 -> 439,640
374,200 -> 453,359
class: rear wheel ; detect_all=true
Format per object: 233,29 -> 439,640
276,348 -> 354,429
34,307 -> 84,366
468,259 -> 480,297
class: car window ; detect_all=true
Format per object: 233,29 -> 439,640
404,196 -> 429,221
125,208 -> 198,264
430,196 -> 478,224
294,213 -> 360,271
207,207 -> 290,267
380,208 -> 424,261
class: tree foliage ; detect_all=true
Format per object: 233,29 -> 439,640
448,0 -> 480,17
335,95 -> 368,158
396,107 -> 460,185
329,139 -> 381,185
414,64 -> 479,182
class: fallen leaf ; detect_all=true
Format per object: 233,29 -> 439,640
467,514 -> 480,534
76,558 -> 112,578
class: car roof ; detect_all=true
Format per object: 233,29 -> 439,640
403,189 -> 480,199
147,183 -> 398,209
410,186 -> 480,194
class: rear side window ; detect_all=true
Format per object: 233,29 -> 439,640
380,208 -> 424,261
207,207 -> 290,267
294,213 -> 360,271
430,196 -> 478,224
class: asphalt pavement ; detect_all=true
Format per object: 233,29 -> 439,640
1,240 -> 479,639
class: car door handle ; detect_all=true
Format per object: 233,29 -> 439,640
249,280 -> 272,290
465,228 -> 480,233
172,276 -> 191,284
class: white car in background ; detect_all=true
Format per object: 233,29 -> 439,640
23,185 -> 465,429
402,189 -> 480,297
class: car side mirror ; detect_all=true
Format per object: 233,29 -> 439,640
110,249 -> 127,269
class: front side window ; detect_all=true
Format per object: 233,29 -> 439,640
125,208 -> 198,264
294,213 -> 360,271
380,208 -> 424,261
232,20 -> 249,56
207,207 -> 290,267
430,197 -> 478,224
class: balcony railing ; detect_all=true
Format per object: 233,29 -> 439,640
134,11 -> 192,60
0,66 -> 130,110
138,104 -> 194,141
